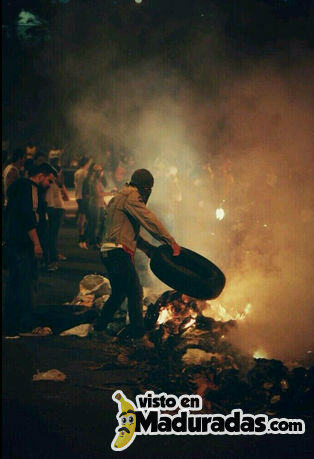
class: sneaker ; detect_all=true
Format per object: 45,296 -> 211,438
78,242 -> 88,249
47,263 -> 59,271
57,253 -> 67,261
19,326 -> 53,337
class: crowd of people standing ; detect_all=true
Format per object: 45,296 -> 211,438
2,143 -> 128,269
3,144 -> 70,272
1,140 -> 176,338
1,142 -> 122,337
2,138 -> 286,339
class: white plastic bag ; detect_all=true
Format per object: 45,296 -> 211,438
60,323 -> 93,337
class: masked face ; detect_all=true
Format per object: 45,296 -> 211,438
139,187 -> 152,204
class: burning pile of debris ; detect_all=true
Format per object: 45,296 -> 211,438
131,290 -> 314,418
63,276 -> 313,418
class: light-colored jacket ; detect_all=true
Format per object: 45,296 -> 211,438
102,185 -> 175,253
46,182 -> 65,209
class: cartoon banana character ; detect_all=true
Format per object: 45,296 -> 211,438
111,390 -> 137,451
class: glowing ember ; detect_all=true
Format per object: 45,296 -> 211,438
155,295 -> 200,337
216,208 -> 225,220
253,349 -> 268,359
182,318 -> 196,329
157,306 -> 173,325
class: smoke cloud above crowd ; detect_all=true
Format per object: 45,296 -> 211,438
42,6 -> 314,362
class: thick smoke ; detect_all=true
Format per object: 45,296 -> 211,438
44,8 -> 314,361
204,61 -> 314,362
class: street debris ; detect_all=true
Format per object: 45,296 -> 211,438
68,274 -> 111,308
79,274 -> 111,297
32,369 -> 67,382
116,289 -> 314,418
34,276 -> 313,418
20,327 -> 53,337
60,323 -> 93,337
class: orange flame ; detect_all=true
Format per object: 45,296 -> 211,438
204,302 -> 252,322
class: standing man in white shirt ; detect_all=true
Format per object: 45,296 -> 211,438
74,157 -> 90,249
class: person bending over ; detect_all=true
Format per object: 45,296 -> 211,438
96,168 -> 180,345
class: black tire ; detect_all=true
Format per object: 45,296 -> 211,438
150,245 -> 226,300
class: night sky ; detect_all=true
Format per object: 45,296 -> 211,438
2,0 -> 314,148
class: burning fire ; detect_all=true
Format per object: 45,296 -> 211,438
153,293 -> 252,346
157,306 -> 173,325
182,318 -> 196,330
204,301 -> 252,322
157,302 -> 198,326
154,291 -> 253,341
156,297 -> 198,336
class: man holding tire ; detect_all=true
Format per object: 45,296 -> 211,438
96,168 -> 180,345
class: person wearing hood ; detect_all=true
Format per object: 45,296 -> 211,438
96,168 -> 180,345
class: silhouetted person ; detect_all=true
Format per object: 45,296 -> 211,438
74,156 -> 90,249
4,163 -> 57,336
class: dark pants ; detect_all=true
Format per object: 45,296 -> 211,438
76,199 -> 87,243
37,220 -> 49,266
47,207 -> 65,262
86,205 -> 98,245
97,207 -> 106,244
3,245 -> 37,335
99,249 -> 144,338
87,206 -> 106,245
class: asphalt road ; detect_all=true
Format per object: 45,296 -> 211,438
36,221 -> 104,306
2,221 -> 313,459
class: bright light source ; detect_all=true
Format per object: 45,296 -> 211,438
135,0 -> 142,3
216,208 -> 225,220
253,349 -> 268,359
